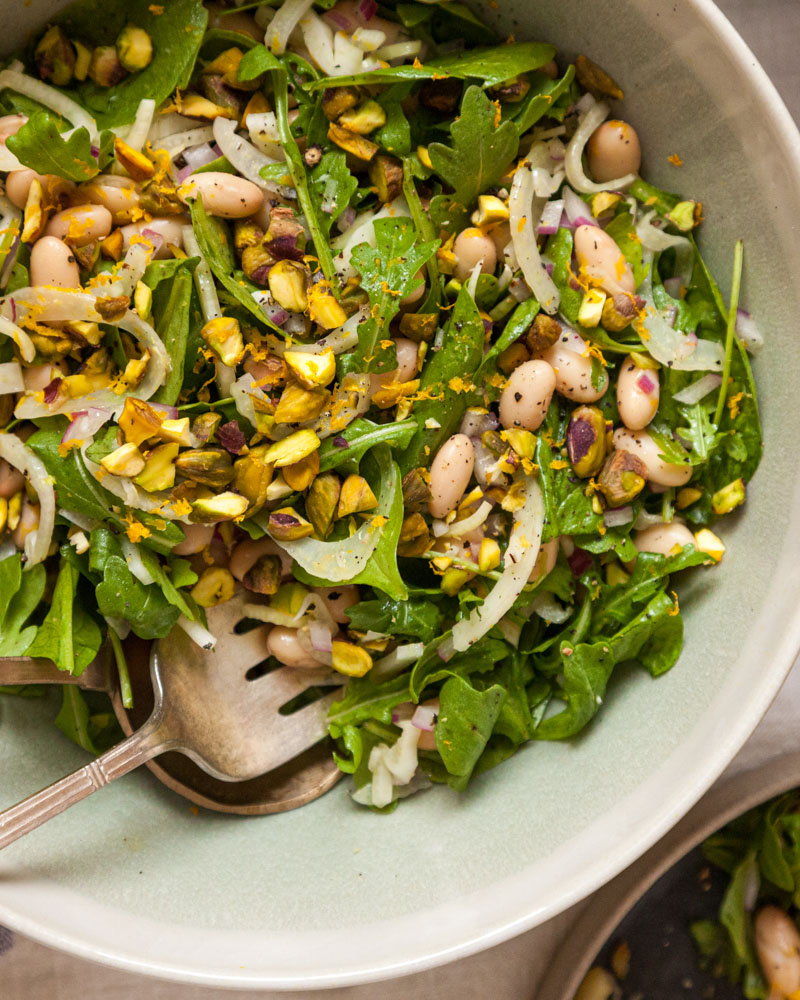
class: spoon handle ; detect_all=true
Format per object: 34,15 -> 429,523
0,719 -> 169,850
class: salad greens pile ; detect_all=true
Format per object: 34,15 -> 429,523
0,0 -> 762,809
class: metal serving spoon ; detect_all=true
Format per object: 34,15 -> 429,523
0,592 -> 342,848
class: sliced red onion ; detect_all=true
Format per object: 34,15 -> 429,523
61,406 -> 112,445
182,142 -> 217,171
636,372 -> 656,394
736,309 -> 764,355
309,620 -> 333,653
325,10 -> 351,30
546,138 -> 566,162
603,505 -> 633,528
537,198 -> 564,236
0,361 -> 24,395
391,702 -> 415,724
357,0 -> 378,20
336,206 -> 357,233
672,373 -> 723,405
567,548 -> 592,577
563,186 -> 597,228
176,163 -> 194,183
411,704 -> 437,732
139,228 -> 165,251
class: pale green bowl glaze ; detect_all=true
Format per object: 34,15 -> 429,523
1,0 -> 799,989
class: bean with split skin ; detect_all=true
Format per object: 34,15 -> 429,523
755,906 -> 800,997
586,120 -> 642,183
314,586 -> 360,625
453,227 -> 497,283
613,427 -> 693,487
634,522 -> 695,557
429,433 -> 475,519
5,168 -> 44,209
229,536 -> 292,582
617,356 -> 659,430
45,204 -> 112,247
266,626 -> 327,669
539,340 -> 608,403
393,338 -> 419,382
179,171 -> 264,219
499,358 -> 557,431
172,522 -> 215,556
417,697 -> 440,751
574,224 -> 635,295
30,236 -> 80,288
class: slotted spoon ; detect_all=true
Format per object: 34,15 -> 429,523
0,591 -> 342,849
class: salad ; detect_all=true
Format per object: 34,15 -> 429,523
0,0 -> 762,810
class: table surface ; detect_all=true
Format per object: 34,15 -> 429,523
3,1 -> 799,997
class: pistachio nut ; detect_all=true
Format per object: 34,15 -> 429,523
440,567 -> 475,596
201,316 -> 245,367
398,312 -> 438,342
157,417 -> 193,446
100,228 -> 124,261
175,447 -> 234,488
270,582 -> 309,616
397,512 -> 430,558
6,492 -> 22,533
35,26 -> 76,87
134,442 -> 179,493
331,641 -> 373,678
241,243 -> 275,284
119,397 -> 163,447
190,566 -> 235,608
525,313 -> 562,354
283,450 -> 320,492
693,527 -> 725,563
234,219 -> 264,254
305,473 -> 340,538
488,74 -> 530,103
242,553 -> 282,596
95,295 -> 130,322
201,75 -> 246,117
578,288 -> 607,328
202,47 -> 258,90
401,467 -> 432,512
471,194 -> 510,227
339,99 -> 386,134
114,138 -> 155,181
711,478 -> 745,515
88,45 -> 127,87
601,293 -> 638,333
232,444 -> 273,511
675,486 -> 703,510
116,24 -> 153,72
336,474 -> 378,519
100,442 -> 145,478
500,428 -> 536,460
264,428 -> 320,468
284,348 -> 336,389
597,449 -> 647,507
368,155 -> 403,203
192,411 -> 222,445
321,85 -> 360,121
0,497 -> 7,534
575,55 -> 624,101
273,382 -> 329,424
478,537 -> 502,572
73,40 -> 91,82
190,491 -> 249,523
307,283 -> 347,329
267,507 -> 314,541
497,342 -> 530,375
567,406 -> 609,478
327,122 -> 379,161
268,259 -> 309,313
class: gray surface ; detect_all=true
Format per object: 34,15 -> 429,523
2,1 -> 799,997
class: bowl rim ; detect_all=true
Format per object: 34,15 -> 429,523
2,0 -> 800,989
536,750 -> 800,1000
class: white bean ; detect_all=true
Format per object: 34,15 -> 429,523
179,171 -> 264,219
499,359 -> 556,431
30,236 -> 80,288
634,522 -> 695,557
617,356 -> 659,429
172,522 -> 215,556
0,459 -> 24,499
613,427 -> 692,487
539,340 -> 608,403
586,120 -> 642,184
266,626 -> 326,668
5,168 -> 43,209
314,585 -> 360,624
453,227 -> 497,283
206,2 -> 263,40
45,204 -> 113,247
429,433 -> 475,519
529,538 -> 559,583
755,906 -> 800,996
81,175 -> 140,223
12,501 -> 39,551
229,536 -> 292,582
393,338 -> 419,382
574,224 -> 635,295
0,114 -> 26,146
120,216 -> 188,260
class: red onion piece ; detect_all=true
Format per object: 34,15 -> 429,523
563,186 -> 598,228
567,548 -> 592,577
357,0 -> 378,20
537,198 -> 564,237
336,206 -> 357,233
61,406 -> 112,444
43,378 -> 62,404
411,704 -> 437,732
325,10 -> 351,30
150,402 -> 179,420
139,228 -> 165,251
176,163 -> 194,183
636,372 -> 656,394
309,621 -> 333,654
603,505 -> 633,528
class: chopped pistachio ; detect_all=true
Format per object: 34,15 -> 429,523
21,179 -> 46,244
497,342 -> 530,375
232,444 -> 273,511
321,85 -> 360,121
331,641 -> 373,678
114,138 -> 155,181
134,442 -> 179,492
119,352 -> 151,390
270,582 -> 309,616
601,293 -> 638,333
597,449 -> 647,507
241,242 -> 275,285
157,417 -> 193,446
73,40 -> 91,81
192,411 -> 222,445
307,285 -> 347,329
268,506 -> 314,541
578,288 -> 607,328
264,428 -> 321,469
666,200 -> 702,232
590,191 -> 621,218
201,316 -> 245,367
478,538 -> 502,573
283,450 -> 320,492
6,492 -> 22,533
575,55 -> 623,100
190,491 -> 249,523
694,527 -> 725,563
416,145 -> 433,169
574,968 -> 621,1000
116,24 -> 153,72
95,295 -> 130,322
605,561 -> 630,586
397,512 -> 430,557
63,320 -> 102,346
88,45 -> 127,87
339,99 -> 386,134
471,195 -> 510,227
234,219 -> 264,254
567,406 -> 608,478
500,428 -> 536,460
628,351 -> 661,371
119,397 -> 163,447
284,348 -> 337,389
200,75 -> 245,117
243,554 -> 282,596
675,486 -> 703,510
177,93 -> 237,121
327,122 -> 379,161
401,467 -> 432,512
273,382 -> 329,423
175,447 -> 234,488
337,474 -> 378,519
190,566 -> 235,608
100,228 -> 124,261
133,280 -> 152,321
265,472 -> 293,502
526,313 -> 562,354
489,74 -> 530,103
441,567 -> 474,596
399,312 -> 438,343
0,497 -> 7,533
201,47 -> 258,90
368,155 -> 403,203
100,442 -> 145,478
35,26 -> 75,86
306,473 -> 340,538
268,259 -> 309,312
711,478 -> 745,515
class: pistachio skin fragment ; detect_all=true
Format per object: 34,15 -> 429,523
242,554 -> 282,596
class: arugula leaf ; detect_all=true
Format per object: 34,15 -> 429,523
604,210 -> 646,288
476,298 -> 539,380
27,557 -> 102,676
409,636 -> 509,701
54,687 -> 120,755
327,672 -> 411,734
346,596 -> 444,645
6,112 -> 110,181
150,260 -> 199,406
351,216 -> 437,372
535,639 -> 616,740
307,42 -> 555,90
51,0 -> 207,129
0,554 -> 46,656
400,285 -> 485,473
509,65 -> 576,135
428,85 -> 519,209
309,152 -> 358,237
435,675 -> 506,785
317,418 -> 417,473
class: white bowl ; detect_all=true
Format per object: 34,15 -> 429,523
2,0 -> 800,990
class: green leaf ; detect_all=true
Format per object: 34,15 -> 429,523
27,558 -> 102,675
317,418 -> 417,473
150,261 -> 198,406
476,298 -> 539,380
55,686 -> 98,754
95,554 -> 180,638
346,596 -> 444,645
309,152 -> 358,237
604,210 -> 645,288
510,65 -> 576,135
6,112 -> 106,181
435,675 -> 506,781
0,554 -> 46,656
428,85 -> 519,209
535,640 -> 616,740
327,673 -> 411,734
307,42 -> 555,90
351,216 -> 438,372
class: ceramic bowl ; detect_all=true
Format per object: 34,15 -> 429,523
1,0 -> 800,990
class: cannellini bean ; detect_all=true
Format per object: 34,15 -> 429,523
613,427 -> 693,487
5,168 -> 43,209
634,522 -> 695,557
314,585 -> 360,624
266,626 -> 327,668
229,536 -> 293,582
12,501 -> 39,551
0,459 -> 24,499
488,221 -> 511,257
30,236 -> 80,288
0,114 -> 26,146
206,2 -> 263,39
120,216 -> 188,260
617,356 -> 659,429
755,906 -> 800,996
179,171 -> 264,219
529,538 -> 559,583
393,338 -> 419,381
400,268 -> 426,308
574,224 -> 635,295
539,340 -> 608,403
453,227 -> 497,283
45,204 -> 112,247
586,120 -> 642,184
499,358 -> 557,430
429,433 -> 475,519
172,522 -> 215,556
81,175 -> 140,223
